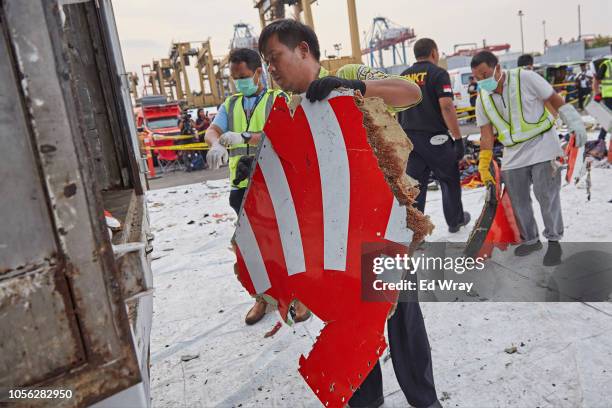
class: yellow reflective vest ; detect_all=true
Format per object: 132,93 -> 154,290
600,59 -> 612,98
480,68 -> 554,147
223,88 -> 284,188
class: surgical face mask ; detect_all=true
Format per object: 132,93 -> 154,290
477,65 -> 500,93
234,74 -> 259,96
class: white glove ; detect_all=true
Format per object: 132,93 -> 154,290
219,131 -> 245,147
206,142 -> 228,170
558,104 -> 587,147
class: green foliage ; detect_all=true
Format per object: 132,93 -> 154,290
586,35 -> 612,49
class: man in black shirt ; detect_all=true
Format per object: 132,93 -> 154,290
398,38 -> 470,233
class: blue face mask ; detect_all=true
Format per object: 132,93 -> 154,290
477,65 -> 500,93
234,74 -> 259,96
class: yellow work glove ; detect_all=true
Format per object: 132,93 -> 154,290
478,149 -> 495,185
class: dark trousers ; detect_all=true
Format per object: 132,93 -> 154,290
405,130 -> 465,228
348,302 -> 438,408
229,188 -> 246,215
598,98 -> 612,141
577,87 -> 590,110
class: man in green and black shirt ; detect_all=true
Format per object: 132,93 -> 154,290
259,19 -> 440,408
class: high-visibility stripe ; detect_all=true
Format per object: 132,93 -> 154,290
264,93 -> 276,118
234,211 -> 271,293
227,95 -> 240,132
257,138 -> 305,276
229,147 -> 249,157
301,97 -> 350,272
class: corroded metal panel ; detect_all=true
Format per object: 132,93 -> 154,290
0,0 -> 143,405
0,22 -> 57,272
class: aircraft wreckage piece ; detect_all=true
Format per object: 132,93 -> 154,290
464,160 -> 520,258
232,90 -> 433,407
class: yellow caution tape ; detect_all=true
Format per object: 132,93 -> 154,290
552,82 -> 577,88
152,134 -> 196,141
145,142 -> 209,151
144,143 -> 247,152
456,106 -> 475,113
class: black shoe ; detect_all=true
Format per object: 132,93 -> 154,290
543,241 -> 562,266
449,211 -> 471,233
514,240 -> 543,256
349,396 -> 384,408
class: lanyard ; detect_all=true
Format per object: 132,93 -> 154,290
243,90 -> 267,131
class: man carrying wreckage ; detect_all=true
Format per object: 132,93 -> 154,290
471,51 -> 588,266
257,18 -> 442,408
204,48 -> 310,325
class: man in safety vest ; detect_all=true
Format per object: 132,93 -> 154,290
204,48 -> 307,326
593,57 -> 612,141
259,19 -> 442,408
471,51 -> 588,266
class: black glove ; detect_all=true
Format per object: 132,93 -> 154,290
305,76 -> 366,102
233,155 -> 255,186
453,137 -> 465,161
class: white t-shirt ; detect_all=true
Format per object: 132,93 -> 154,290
476,69 -> 564,170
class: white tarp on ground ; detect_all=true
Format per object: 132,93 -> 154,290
147,155 -> 612,407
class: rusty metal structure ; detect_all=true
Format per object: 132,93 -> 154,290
1,0 -> 153,405
128,71 -> 140,101
253,0 -> 362,73
169,41 -> 199,103
141,41 -> 232,108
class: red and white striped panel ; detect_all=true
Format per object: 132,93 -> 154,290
232,90 -> 413,407
234,90 -> 412,297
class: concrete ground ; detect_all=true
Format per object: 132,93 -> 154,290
148,166 -> 228,190
146,172 -> 612,408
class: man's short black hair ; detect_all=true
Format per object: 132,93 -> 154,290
517,54 -> 534,67
229,48 -> 262,71
258,19 -> 320,61
471,51 -> 499,68
413,38 -> 438,59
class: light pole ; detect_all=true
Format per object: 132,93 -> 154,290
518,10 -> 525,53
542,20 -> 547,51
578,4 -> 582,40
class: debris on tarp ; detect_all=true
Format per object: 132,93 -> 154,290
180,354 -> 200,362
264,322 -> 283,338
504,345 -> 518,354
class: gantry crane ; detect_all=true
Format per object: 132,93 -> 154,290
231,23 -> 258,50
140,64 -> 158,96
253,0 -> 362,73
127,71 -> 139,101
362,17 -> 416,69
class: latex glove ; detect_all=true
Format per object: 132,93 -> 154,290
219,131 -> 244,147
206,142 -> 228,170
558,104 -> 587,147
478,149 -> 495,185
453,137 -> 465,161
306,76 -> 366,102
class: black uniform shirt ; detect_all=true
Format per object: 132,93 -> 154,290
397,60 -> 454,134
